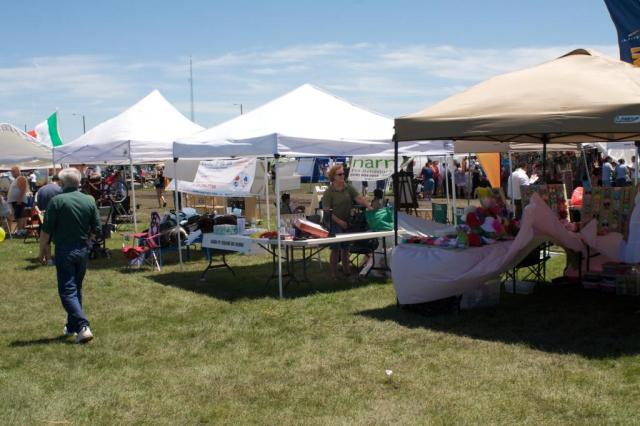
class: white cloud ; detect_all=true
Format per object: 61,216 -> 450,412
0,55 -> 133,99
0,42 -> 620,139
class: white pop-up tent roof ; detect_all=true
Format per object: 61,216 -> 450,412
174,84 -> 450,158
54,90 -> 204,164
0,123 -> 53,169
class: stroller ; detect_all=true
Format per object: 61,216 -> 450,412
89,205 -> 114,259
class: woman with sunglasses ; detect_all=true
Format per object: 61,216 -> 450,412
322,164 -> 371,280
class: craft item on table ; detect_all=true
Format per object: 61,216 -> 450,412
521,184 -> 569,222
581,186 -> 637,238
214,224 -> 238,235
405,235 -> 459,249
456,226 -> 469,248
293,218 -> 329,238
487,188 -> 509,218
404,197 -> 518,249
259,231 -> 278,239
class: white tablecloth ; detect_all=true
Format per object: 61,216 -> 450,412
392,193 -> 586,304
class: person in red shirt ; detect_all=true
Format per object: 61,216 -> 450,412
431,161 -> 440,197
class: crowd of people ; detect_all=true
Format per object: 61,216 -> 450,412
599,156 -> 636,188
408,156 -> 488,201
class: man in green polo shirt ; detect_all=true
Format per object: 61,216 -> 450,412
40,167 -> 100,344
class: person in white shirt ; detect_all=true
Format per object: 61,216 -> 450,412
601,156 -> 614,187
629,156 -> 638,184
28,171 -> 37,193
508,162 -> 530,219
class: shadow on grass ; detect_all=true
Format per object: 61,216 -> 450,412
9,335 -> 71,347
147,258 -> 379,302
357,285 -> 640,359
81,241 -> 203,273
23,257 -> 45,271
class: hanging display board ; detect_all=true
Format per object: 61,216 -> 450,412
582,186 -> 637,238
349,157 -> 395,181
521,184 -> 569,221
168,158 -> 257,197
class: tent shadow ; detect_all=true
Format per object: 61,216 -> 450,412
356,285 -> 640,359
147,261 -> 380,302
83,246 -> 206,270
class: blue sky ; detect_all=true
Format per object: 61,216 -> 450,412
0,0 -> 619,142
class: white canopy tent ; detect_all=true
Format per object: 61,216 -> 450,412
0,123 -> 53,170
174,83 -> 396,157
53,90 -> 204,230
173,84 -> 439,298
54,90 -> 204,164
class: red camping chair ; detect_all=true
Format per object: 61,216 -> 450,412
121,212 -> 162,271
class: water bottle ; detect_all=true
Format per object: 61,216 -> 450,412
236,217 -> 245,234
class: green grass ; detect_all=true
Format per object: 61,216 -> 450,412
1,216 -> 640,424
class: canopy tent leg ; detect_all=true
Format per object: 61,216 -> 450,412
444,155 -> 450,217
128,150 -> 138,233
393,136 -> 399,246
508,150 -> 515,214
467,152 -> 471,206
264,158 -> 271,229
274,154 -> 283,299
173,158 -> 184,271
581,146 -> 592,189
451,154 -> 457,225
635,142 -> 639,189
542,134 -> 548,181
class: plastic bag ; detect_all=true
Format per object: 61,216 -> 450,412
365,207 -> 394,231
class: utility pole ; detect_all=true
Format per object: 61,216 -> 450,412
72,113 -> 86,134
189,56 -> 195,122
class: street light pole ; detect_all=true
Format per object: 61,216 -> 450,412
233,103 -> 243,115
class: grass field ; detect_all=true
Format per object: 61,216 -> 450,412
1,204 -> 640,424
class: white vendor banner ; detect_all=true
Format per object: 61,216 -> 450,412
201,233 -> 265,255
348,157 -> 395,181
169,158 -> 257,196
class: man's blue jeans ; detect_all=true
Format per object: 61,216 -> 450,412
55,242 -> 90,333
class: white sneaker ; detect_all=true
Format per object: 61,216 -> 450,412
76,326 -> 93,344
63,326 -> 77,337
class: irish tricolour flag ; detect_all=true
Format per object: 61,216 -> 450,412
28,112 -> 64,147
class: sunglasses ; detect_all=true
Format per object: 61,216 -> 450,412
335,173 -> 345,176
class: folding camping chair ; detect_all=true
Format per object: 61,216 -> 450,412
432,203 -> 448,224
121,212 -> 162,271
454,207 -> 465,225
23,207 -> 42,243
89,205 -> 114,259
502,243 -> 552,292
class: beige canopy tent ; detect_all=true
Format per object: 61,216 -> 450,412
391,48 -> 640,243
395,49 -> 640,144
